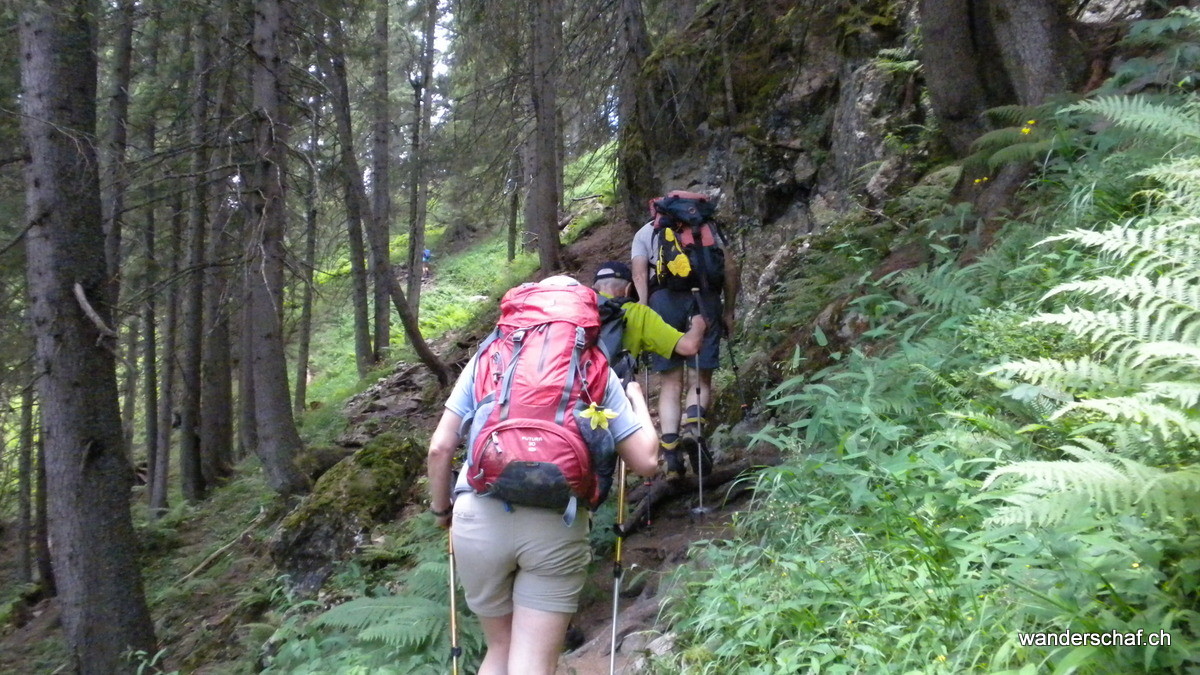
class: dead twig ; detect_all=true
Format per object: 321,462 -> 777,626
73,283 -> 118,341
181,509 -> 267,583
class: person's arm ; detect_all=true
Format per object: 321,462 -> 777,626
722,252 -> 740,337
426,408 -> 463,529
631,225 -> 652,305
615,381 -> 659,477
673,314 -> 708,357
632,256 -> 650,306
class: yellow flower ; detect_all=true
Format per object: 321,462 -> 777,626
1132,562 -> 1141,568
580,402 -> 618,430
1027,119 -> 1037,125
1020,126 -> 1032,134
666,253 -> 692,278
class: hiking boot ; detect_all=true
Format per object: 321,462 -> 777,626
681,404 -> 706,438
661,436 -> 686,481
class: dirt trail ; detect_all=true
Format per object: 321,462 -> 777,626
560,485 -> 752,674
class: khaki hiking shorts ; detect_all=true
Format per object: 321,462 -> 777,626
451,491 -> 592,617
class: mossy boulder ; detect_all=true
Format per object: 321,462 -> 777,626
270,432 -> 425,594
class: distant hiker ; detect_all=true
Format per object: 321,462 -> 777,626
426,276 -> 659,675
422,248 -> 433,279
631,190 -> 740,481
592,260 -> 707,382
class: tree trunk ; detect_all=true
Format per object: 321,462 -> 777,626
920,0 -> 1083,156
295,114 -> 319,414
984,0 -> 1083,105
200,4 -> 239,484
18,2 -> 157,668
140,5 -> 162,508
247,0 -> 311,497
328,20 -> 375,379
387,278 -> 452,387
370,0 -> 393,359
529,0 -> 563,272
507,152 -> 522,262
239,279 -> 260,460
179,18 -> 211,502
17,381 -> 34,585
406,0 -> 438,313
151,193 -> 184,516
35,434 -> 54,596
100,0 -> 134,302
201,202 -> 234,484
616,0 -> 659,227
120,319 -> 138,458
918,0 -> 992,156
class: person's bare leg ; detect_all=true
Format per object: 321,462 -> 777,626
507,605 -> 573,674
683,368 -> 714,415
478,613 -> 514,675
658,367 -> 683,437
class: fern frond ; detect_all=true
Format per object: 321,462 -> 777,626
1027,308 -> 1143,354
971,127 -> 1030,153
356,603 -> 446,649
987,356 -> 1129,392
1044,275 -> 1200,314
1141,381 -> 1200,408
988,139 -> 1056,170
1039,219 -> 1200,274
314,596 -> 443,633
1066,95 -> 1200,141
985,103 -> 1061,126
1053,397 -> 1200,439
895,264 -> 982,314
1130,341 -> 1200,369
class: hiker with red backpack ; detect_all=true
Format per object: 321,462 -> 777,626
631,191 -> 740,481
426,276 -> 659,675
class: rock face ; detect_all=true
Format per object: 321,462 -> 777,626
270,432 -> 425,594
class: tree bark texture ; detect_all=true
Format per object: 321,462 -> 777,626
616,0 -> 659,227
371,0 -> 393,357
405,0 -> 438,314
179,18 -> 211,502
18,1 -> 157,669
295,115 -> 319,414
529,0 -> 563,272
328,22 -> 376,378
35,435 -> 54,595
247,0 -> 311,497
387,278 -> 452,387
919,0 -> 1084,157
100,0 -> 134,302
151,194 -> 185,516
17,381 -> 34,585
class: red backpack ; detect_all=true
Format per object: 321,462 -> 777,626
464,279 -> 618,522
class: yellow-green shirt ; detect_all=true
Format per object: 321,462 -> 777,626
600,293 -> 684,360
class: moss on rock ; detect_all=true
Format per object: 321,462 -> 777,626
271,432 -> 426,595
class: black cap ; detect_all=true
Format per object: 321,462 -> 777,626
594,261 -> 633,283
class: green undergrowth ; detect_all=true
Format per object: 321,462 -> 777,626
647,15 -> 1200,671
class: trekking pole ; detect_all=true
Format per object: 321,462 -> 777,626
726,330 -> 749,419
448,534 -> 462,675
641,354 -> 653,528
689,288 -> 711,517
609,460 -> 628,675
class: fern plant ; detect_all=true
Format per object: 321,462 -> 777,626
983,99 -> 1200,526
